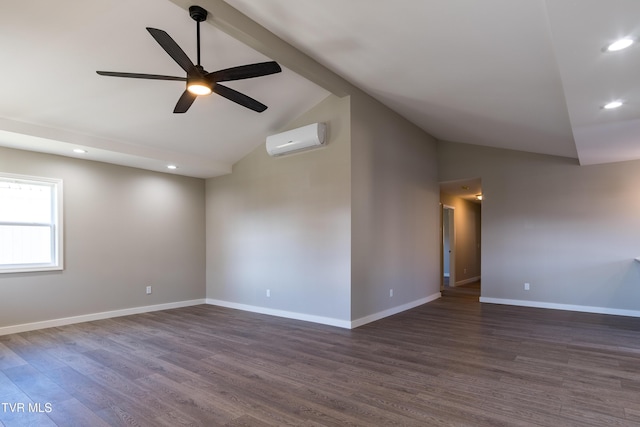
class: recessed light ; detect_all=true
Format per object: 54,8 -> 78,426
605,38 -> 635,52
73,149 -> 87,154
603,101 -> 623,110
475,194 -> 483,201
167,164 -> 178,170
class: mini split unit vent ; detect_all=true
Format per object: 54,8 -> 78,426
266,123 -> 326,156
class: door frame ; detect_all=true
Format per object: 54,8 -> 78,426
441,204 -> 455,289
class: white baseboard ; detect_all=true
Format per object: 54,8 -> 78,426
454,276 -> 481,287
350,292 -> 441,329
205,299 -> 352,329
207,293 -> 442,330
0,299 -> 206,336
1,293 -> 445,336
480,297 -> 640,318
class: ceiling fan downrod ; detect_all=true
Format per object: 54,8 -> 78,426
189,5 -> 208,67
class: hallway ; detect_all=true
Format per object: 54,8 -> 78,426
441,280 -> 481,299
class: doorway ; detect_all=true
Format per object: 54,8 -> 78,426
439,178 -> 482,299
442,205 -> 455,290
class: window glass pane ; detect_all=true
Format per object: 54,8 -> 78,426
0,181 -> 52,223
0,173 -> 61,272
0,225 -> 52,265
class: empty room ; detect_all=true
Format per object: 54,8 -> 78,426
1,0 -> 640,425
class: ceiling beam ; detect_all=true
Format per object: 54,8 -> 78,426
168,0 -> 359,98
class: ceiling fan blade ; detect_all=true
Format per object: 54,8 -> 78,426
146,27 -> 195,74
96,71 -> 186,81
174,90 -> 197,113
213,84 -> 267,112
206,61 -> 282,82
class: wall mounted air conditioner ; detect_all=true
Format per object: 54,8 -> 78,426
266,122 -> 326,157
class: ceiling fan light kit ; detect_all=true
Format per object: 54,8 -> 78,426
96,5 -> 281,113
187,76 -> 212,96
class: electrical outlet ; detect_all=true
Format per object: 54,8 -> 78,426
266,289 -> 271,298
146,286 -> 152,295
524,283 -> 530,291
390,289 -> 393,297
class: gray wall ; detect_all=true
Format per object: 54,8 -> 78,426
440,192 -> 481,284
0,147 -> 206,328
350,94 -> 441,320
205,95 -> 352,321
206,91 -> 441,325
438,141 -> 640,311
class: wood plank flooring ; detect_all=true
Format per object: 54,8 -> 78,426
2,294 -> 640,426
441,281 -> 481,298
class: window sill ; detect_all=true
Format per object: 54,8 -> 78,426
0,265 -> 63,274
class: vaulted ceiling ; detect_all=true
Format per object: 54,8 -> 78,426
1,1 -> 638,178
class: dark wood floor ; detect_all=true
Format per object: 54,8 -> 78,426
441,280 -> 481,298
2,294 -> 640,426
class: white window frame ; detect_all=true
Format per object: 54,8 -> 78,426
0,172 -> 63,274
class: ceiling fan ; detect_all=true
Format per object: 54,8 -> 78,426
96,5 -> 281,113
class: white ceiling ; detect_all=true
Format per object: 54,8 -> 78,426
1,0 -> 639,178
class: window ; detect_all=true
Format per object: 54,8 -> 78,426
0,173 -> 63,273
